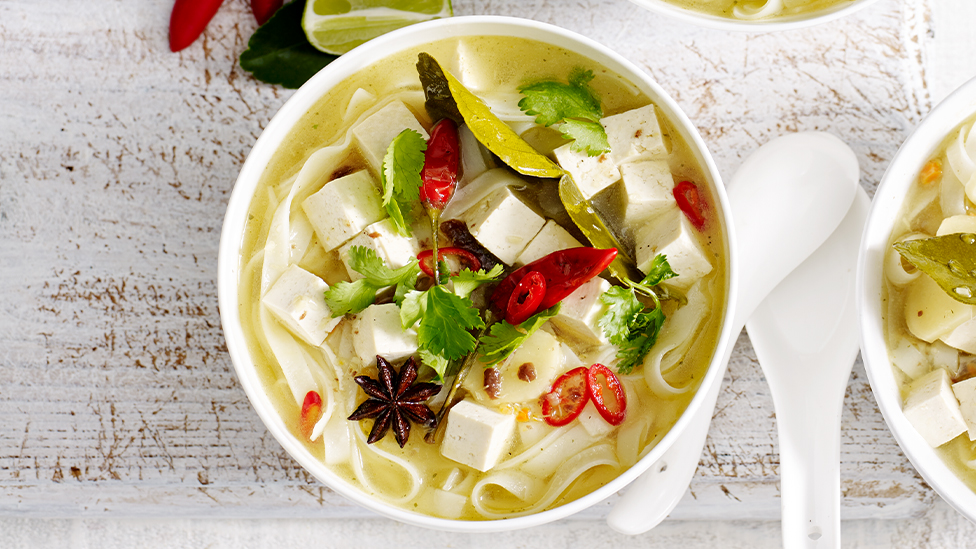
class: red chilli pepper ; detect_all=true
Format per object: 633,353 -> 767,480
299,390 -> 323,441
673,181 -> 707,229
490,247 -> 618,315
169,0 -> 226,52
420,119 -> 461,211
251,0 -> 283,25
586,364 -> 627,425
542,367 -> 590,426
506,271 -> 547,325
417,247 -> 481,278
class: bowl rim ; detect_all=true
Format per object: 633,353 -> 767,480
857,74 -> 976,522
627,0 -> 882,32
217,14 -> 738,531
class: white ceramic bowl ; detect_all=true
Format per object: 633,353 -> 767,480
628,0 -> 881,32
858,75 -> 976,522
218,15 -> 738,531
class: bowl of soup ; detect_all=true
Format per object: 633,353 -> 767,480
627,0 -> 881,31
858,75 -> 976,522
218,15 -> 737,530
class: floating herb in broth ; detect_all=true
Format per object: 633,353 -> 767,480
237,34 -> 727,520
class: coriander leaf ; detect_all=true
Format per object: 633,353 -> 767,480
560,119 -> 610,156
399,289 -> 427,330
419,349 -> 451,382
381,129 -> 427,235
418,286 -> 485,361
452,264 -> 504,299
894,233 -> 976,305
394,269 -> 419,307
479,305 -> 561,365
598,286 -> 644,346
239,1 -> 338,89
323,280 -> 380,316
616,308 -> 665,374
348,246 -> 420,287
517,69 -> 602,127
638,254 -> 677,289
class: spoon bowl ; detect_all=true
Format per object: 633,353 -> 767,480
607,131 -> 860,534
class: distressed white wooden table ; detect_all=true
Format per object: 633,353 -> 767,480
2,0 -> 976,546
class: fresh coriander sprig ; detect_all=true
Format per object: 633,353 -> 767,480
323,246 -> 420,315
381,129 -> 427,236
479,305 -> 561,366
598,255 -> 677,374
518,68 -> 610,156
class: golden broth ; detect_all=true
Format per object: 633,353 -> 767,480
237,35 -> 728,520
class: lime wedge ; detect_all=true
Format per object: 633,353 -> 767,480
302,0 -> 452,55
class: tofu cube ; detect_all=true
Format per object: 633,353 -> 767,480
903,368 -> 967,447
461,187 -> 545,265
578,401 -> 615,437
635,209 -> 713,291
616,159 -> 676,226
602,103 -> 668,164
339,218 -> 419,281
553,143 -> 620,199
952,377 -> 976,441
352,100 -> 429,174
944,317 -> 976,354
261,264 -> 341,347
515,220 -> 582,266
352,303 -> 418,367
551,276 -> 612,346
440,400 -> 516,472
302,170 -> 385,252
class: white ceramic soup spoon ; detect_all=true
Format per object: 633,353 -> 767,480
607,131 -> 860,535
745,186 -> 869,548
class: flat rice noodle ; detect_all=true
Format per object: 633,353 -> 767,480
349,423 -> 423,505
518,425 -> 598,478
948,123 -> 976,185
733,0 -> 784,19
884,232 -> 928,287
645,280 -> 709,397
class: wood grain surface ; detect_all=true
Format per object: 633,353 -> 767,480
0,0 -> 957,522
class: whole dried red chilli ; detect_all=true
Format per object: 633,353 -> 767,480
251,0 -> 283,25
490,247 -> 618,315
169,0 -> 225,52
586,363 -> 627,425
541,367 -> 589,426
299,390 -> 323,441
417,247 -> 481,278
506,271 -> 546,325
673,180 -> 707,229
420,119 -> 461,284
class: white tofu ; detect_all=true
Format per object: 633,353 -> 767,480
339,218 -> 419,281
903,368 -> 967,447
578,401 -> 615,437
952,377 -> 976,441
515,220 -> 582,266
937,215 -> 976,236
351,303 -> 418,367
553,143 -> 620,199
601,103 -> 668,165
943,317 -> 976,354
431,488 -> 468,520
302,170 -> 386,252
635,209 -> 713,291
616,159 -> 676,226
551,277 -> 612,346
261,264 -> 341,346
460,187 -> 545,265
440,400 -> 516,472
352,100 -> 429,174
888,339 -> 929,380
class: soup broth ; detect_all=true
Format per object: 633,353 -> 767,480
883,113 -> 976,490
237,35 -> 728,520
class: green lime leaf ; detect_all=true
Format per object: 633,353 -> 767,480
559,119 -> 611,156
240,1 -> 338,89
558,174 -> 640,283
381,129 -> 427,236
518,69 -> 602,127
418,285 -> 485,361
894,233 -> 976,305
416,53 -> 564,179
479,305 -> 561,365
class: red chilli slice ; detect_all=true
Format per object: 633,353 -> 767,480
505,271 -> 546,325
300,390 -> 323,440
542,367 -> 590,427
586,364 -> 627,425
673,181 -> 706,229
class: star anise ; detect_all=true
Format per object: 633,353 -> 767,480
347,356 -> 441,447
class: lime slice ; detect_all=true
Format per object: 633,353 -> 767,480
302,0 -> 453,55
